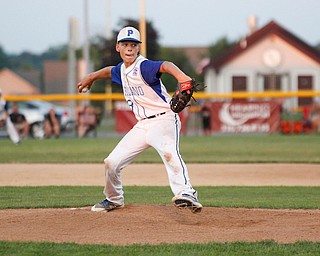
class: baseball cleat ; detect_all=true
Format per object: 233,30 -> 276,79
172,194 -> 202,213
91,198 -> 124,212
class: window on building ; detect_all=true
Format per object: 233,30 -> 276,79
298,76 -> 313,106
263,74 -> 281,91
232,76 -> 247,91
232,76 -> 247,102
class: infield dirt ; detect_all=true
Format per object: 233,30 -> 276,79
0,163 -> 319,245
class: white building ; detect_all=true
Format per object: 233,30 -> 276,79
203,20 -> 320,110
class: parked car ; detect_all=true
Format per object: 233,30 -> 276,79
6,103 -> 45,139
15,100 -> 74,131
18,108 -> 45,138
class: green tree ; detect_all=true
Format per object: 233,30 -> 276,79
158,47 -> 196,92
0,46 -> 11,69
9,51 -> 42,70
42,45 -> 68,61
208,36 -> 235,59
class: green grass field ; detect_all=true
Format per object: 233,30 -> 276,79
0,135 -> 319,255
0,134 -> 319,163
1,241 -> 319,256
0,186 -> 319,210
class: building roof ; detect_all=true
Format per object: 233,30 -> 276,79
15,69 -> 42,89
0,68 -> 39,95
204,20 -> 320,72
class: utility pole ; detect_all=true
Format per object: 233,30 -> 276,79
105,0 -> 112,40
139,0 -> 147,57
83,0 -> 91,75
67,17 -> 78,122
105,0 -> 112,115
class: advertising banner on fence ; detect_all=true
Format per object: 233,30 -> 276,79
211,101 -> 281,133
115,101 -> 137,133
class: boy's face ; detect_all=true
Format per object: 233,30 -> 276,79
116,41 -> 140,66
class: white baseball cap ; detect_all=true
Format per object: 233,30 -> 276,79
117,26 -> 142,43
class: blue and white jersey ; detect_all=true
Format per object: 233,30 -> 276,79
111,55 -> 173,121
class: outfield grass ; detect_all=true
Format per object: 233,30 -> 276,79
1,241 -> 320,256
0,134 -> 320,163
0,186 -> 319,209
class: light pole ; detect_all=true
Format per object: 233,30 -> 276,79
83,0 -> 90,75
67,17 -> 78,122
139,0 -> 147,57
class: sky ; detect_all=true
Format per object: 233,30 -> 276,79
1,0 -> 320,54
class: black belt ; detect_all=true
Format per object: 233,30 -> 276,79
144,112 -> 166,120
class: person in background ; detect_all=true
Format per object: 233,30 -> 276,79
76,105 -> 97,138
0,88 -> 20,144
310,101 -> 320,133
302,104 -> 312,133
9,103 -> 29,139
200,101 -> 212,136
44,108 -> 60,138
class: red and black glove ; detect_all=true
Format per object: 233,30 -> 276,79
170,79 -> 204,113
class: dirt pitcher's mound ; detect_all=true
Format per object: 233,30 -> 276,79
0,205 -> 319,245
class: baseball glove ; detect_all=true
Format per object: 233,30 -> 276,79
170,79 -> 204,113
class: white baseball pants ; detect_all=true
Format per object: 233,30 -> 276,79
103,113 -> 198,205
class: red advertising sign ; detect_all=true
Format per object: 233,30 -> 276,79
114,101 -> 137,133
211,101 -> 281,133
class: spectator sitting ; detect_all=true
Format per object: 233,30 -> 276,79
9,103 -> 29,139
77,105 -> 97,138
44,108 -> 60,138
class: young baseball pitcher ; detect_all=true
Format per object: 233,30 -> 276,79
77,26 -> 202,213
